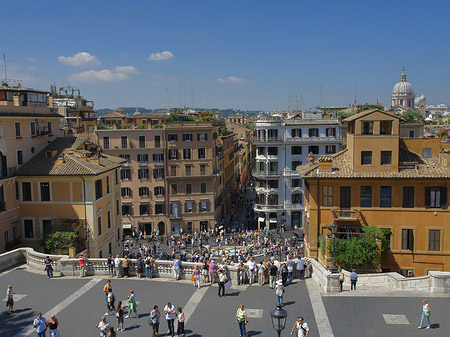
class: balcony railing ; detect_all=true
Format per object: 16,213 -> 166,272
252,170 -> 281,177
254,203 -> 283,212
167,171 -> 213,178
331,209 -> 361,221
253,137 -> 283,142
284,136 -> 338,142
169,213 -> 182,219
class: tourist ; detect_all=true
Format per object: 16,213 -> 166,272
290,316 -> 309,337
296,258 -> 305,280
350,269 -> 358,290
202,260 -> 209,283
79,253 -> 86,278
269,262 -> 278,289
107,289 -> 115,316
258,260 -> 266,286
236,304 -> 247,337
107,255 -> 114,277
193,265 -> 201,289
149,305 -> 160,337
122,256 -> 130,278
238,261 -> 246,285
218,267 -> 227,297
126,289 -> 138,318
136,257 -> 143,278
286,255 -> 294,283
47,314 -> 59,337
418,299 -> 431,329
281,262 -> 288,286
177,307 -> 185,337
173,256 -> 181,280
164,301 -> 176,337
96,315 -> 110,337
115,301 -> 125,332
6,285 -> 14,314
339,268 -> 344,292
275,279 -> 285,306
209,259 -> 217,284
247,257 -> 256,285
145,255 -> 153,279
44,256 -> 53,279
33,313 -> 47,337
103,280 -> 112,315
114,255 -> 121,278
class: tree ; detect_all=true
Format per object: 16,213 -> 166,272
44,231 -> 81,254
402,110 -> 425,123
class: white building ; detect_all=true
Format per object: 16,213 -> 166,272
253,116 -> 340,230
391,69 -> 415,110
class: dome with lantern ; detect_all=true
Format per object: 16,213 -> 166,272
391,69 -> 415,109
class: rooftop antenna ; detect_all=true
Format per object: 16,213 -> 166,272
2,53 -> 8,83
300,95 -> 304,111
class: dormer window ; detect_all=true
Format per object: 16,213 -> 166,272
380,121 -> 392,135
361,121 -> 373,135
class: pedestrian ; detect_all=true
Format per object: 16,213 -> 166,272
79,253 -> 86,278
350,269 -> 358,290
177,307 -> 185,337
218,267 -> 227,297
136,257 -> 143,278
173,256 -> 181,280
238,261 -> 246,285
275,279 -> 285,306
236,304 -> 248,337
126,289 -> 138,318
286,256 -> 294,283
269,262 -> 278,289
122,256 -> 130,278
107,255 -> 114,277
33,313 -> 47,337
44,256 -> 53,279
281,263 -> 288,286
96,315 -> 110,337
115,301 -> 125,332
296,258 -> 305,280
145,255 -> 153,279
103,280 -> 112,315
114,255 -> 121,278
107,289 -> 116,316
258,260 -> 266,286
209,259 -> 217,284
339,268 -> 344,292
290,316 -> 309,337
247,257 -> 256,285
202,260 -> 209,283
164,302 -> 176,337
149,305 -> 160,337
193,265 -> 201,289
418,299 -> 431,329
47,314 -> 59,337
6,285 -> 14,314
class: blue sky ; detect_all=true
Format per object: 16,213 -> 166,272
2,0 -> 450,110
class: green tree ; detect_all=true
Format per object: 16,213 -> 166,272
402,110 -> 425,123
44,231 -> 80,254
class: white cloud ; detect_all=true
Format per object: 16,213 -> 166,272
216,76 -> 247,84
58,52 -> 101,68
148,51 -> 174,61
151,74 -> 179,86
113,65 -> 140,75
28,57 -> 36,62
70,69 -> 129,82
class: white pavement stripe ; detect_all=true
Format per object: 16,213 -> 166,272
13,278 -> 103,337
183,286 -> 208,324
306,279 -> 335,337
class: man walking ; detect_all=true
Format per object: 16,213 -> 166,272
164,301 -> 176,337
33,313 -> 47,337
79,253 -> 86,278
44,256 -> 53,279
269,262 -> 278,289
114,255 -> 121,278
296,258 -> 305,280
290,316 -> 309,337
350,269 -> 358,290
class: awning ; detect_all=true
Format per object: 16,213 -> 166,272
269,219 -> 277,223
258,217 -> 265,222
122,223 -> 132,230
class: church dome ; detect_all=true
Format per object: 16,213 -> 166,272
392,69 -> 414,96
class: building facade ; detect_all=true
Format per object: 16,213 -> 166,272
391,69 -> 415,110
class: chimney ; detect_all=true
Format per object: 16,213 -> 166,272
90,155 -> 101,165
307,152 -> 315,165
56,154 -> 65,164
318,156 -> 333,172
13,94 -> 21,106
48,96 -> 53,107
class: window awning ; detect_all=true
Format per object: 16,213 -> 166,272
258,217 -> 265,222
122,223 -> 133,230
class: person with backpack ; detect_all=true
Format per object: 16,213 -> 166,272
290,316 -> 309,337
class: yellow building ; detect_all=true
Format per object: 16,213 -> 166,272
299,109 -> 450,276
16,136 -> 124,257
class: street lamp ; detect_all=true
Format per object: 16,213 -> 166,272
330,223 -> 338,273
270,304 -> 288,337
85,227 -> 90,258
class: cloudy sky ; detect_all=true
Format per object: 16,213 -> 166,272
2,0 -> 450,110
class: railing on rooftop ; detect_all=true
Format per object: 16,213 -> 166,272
331,209 -> 361,221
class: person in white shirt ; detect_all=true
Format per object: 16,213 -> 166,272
290,316 -> 309,337
96,316 -> 110,337
164,302 -> 176,337
247,257 -> 257,284
114,255 -> 121,278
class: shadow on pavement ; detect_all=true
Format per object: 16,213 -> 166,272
247,330 -> 262,336
225,292 -> 240,297
124,324 -> 140,331
430,323 -> 440,329
283,301 -> 296,306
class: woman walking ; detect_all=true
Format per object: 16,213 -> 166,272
115,301 -> 125,332
126,289 -> 138,318
281,263 -> 288,286
136,257 -> 143,278
275,279 -> 285,306
193,265 -> 201,289
149,305 -> 160,337
47,314 -> 60,337
173,256 -> 181,280
6,285 -> 14,314
177,307 -> 185,337
236,304 -> 247,337
418,299 -> 431,329
218,267 -> 227,297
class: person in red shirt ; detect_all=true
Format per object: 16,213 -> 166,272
79,253 -> 87,278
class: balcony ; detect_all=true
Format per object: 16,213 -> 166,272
254,203 -> 283,212
331,209 -> 361,221
138,162 -> 148,167
253,137 -> 282,143
169,213 -> 182,219
284,201 -> 304,210
154,161 -> 164,167
252,170 -> 281,177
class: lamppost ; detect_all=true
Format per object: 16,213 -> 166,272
330,222 -> 338,273
85,227 -> 90,258
270,304 -> 288,337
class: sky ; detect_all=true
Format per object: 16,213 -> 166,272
2,0 -> 450,111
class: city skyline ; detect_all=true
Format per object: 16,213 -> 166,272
2,0 -> 450,110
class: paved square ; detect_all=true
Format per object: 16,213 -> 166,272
246,308 -> 263,318
383,314 -> 410,325
2,294 -> 27,302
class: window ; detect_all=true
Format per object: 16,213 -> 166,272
292,161 -> 302,170
40,182 -> 50,201
198,133 -> 207,141
361,151 -> 372,165
95,179 -> 103,200
401,229 -> 414,250
183,148 -> 191,159
199,201 -> 208,212
155,203 -> 165,214
24,219 -> 33,238
30,122 -> 36,136
121,136 -> 127,149
15,122 -> 21,137
169,149 -> 178,160
119,154 -> 130,162
429,230 -> 441,251
198,148 -> 206,159
292,146 -> 302,155
153,153 -> 164,163
382,229 -> 391,250
422,148 -> 432,158
139,204 -> 150,215
186,183 -> 192,194
22,182 -> 32,201
137,154 -> 148,163
185,201 -> 193,213
381,151 -> 392,165
200,164 -> 206,175
115,170 -> 118,185
15,182 -> 19,200
116,199 -> 120,215
308,128 -> 319,137
17,150 -> 23,165
0,186 -> 5,212
292,193 -> 302,204
360,186 -> 372,207
326,128 -> 336,137
139,136 -> 146,148
269,162 -> 278,173
121,187 -> 131,197
361,121 -> 374,135
322,186 -> 333,206
268,180 -> 278,188
103,137 -> 110,149
268,147 -> 278,156
380,186 -> 392,208
380,121 -> 392,135
183,133 -> 193,142
292,179 -> 301,188
122,204 -> 132,216
171,184 -> 178,195
138,168 -> 149,180
308,146 -> 319,155
325,145 -> 336,154
107,211 -> 111,229
408,130 -> 415,138
47,122 -> 52,135
291,129 -> 302,138
106,176 -> 110,194
97,216 -> 102,236
403,186 -> 414,208
153,168 -> 164,179
425,187 -> 447,208
120,169 -> 131,180
170,166 -> 177,176
268,194 -> 278,205
257,147 -> 265,156
185,165 -> 192,176
187,221 -> 193,233
201,183 -> 207,193
154,135 -> 161,148
154,186 -> 164,196
139,187 -> 149,197
168,134 -> 178,142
